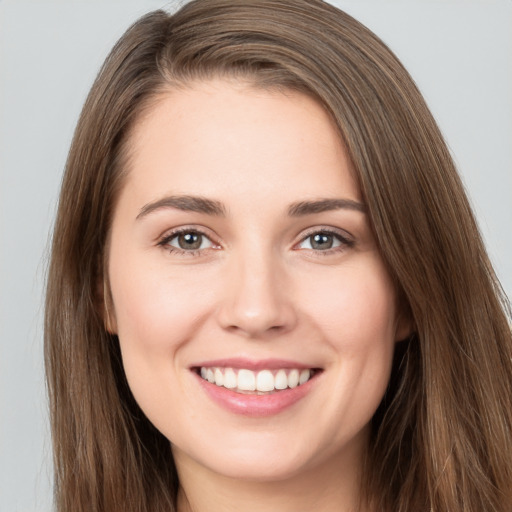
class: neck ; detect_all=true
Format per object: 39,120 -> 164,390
174,441 -> 369,512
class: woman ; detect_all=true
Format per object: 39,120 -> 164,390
44,1 -> 512,511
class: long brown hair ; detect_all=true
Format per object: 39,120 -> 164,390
45,1 -> 512,511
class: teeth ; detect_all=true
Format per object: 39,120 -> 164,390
256,370 -> 274,392
223,368 -> 237,389
274,369 -> 288,390
299,369 -> 311,385
288,369 -> 299,388
238,369 -> 256,391
214,368 -> 224,387
198,366 -> 315,393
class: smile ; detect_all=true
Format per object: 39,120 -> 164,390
198,367 -> 315,394
192,359 -> 322,416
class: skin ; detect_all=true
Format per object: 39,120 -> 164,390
107,79 -> 409,512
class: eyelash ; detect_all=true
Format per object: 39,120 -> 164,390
296,227 -> 355,256
157,226 -> 355,257
157,227 -> 218,257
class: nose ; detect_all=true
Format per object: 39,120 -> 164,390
216,249 -> 298,338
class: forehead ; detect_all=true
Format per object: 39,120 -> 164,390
120,79 -> 361,211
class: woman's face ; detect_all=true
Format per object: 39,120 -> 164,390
107,80 -> 408,482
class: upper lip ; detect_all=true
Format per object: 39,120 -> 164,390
190,357 -> 318,371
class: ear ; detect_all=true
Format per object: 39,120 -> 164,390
395,316 -> 414,342
96,272 -> 118,335
394,302 -> 415,342
103,279 -> 118,334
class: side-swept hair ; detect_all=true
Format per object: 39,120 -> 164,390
45,1 -> 512,511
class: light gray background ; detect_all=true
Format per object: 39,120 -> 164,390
1,1 -> 511,510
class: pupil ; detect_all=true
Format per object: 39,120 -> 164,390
311,233 -> 333,250
178,232 -> 202,250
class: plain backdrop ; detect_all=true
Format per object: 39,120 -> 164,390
1,1 -> 511,510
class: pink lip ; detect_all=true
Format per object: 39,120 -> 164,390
191,357 -> 314,371
192,361 -> 320,417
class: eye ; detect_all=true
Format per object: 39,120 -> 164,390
159,228 -> 217,254
299,232 -> 340,250
296,229 -> 354,252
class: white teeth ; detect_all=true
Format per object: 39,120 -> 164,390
256,370 -> 274,392
237,369 -> 256,391
214,368 -> 224,386
299,369 -> 310,385
223,368 -> 237,389
274,369 -> 288,390
199,366 -> 315,393
288,369 -> 299,388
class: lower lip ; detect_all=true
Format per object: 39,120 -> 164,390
195,372 -> 317,417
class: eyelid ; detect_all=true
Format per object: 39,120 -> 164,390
156,224 -> 354,257
297,225 -> 354,241
294,226 -> 355,252
157,225 -> 221,255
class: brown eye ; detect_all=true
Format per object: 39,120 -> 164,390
310,233 -> 335,250
177,232 -> 202,250
166,231 -> 214,252
298,232 -> 344,251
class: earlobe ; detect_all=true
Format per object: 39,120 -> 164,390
103,279 -> 118,334
394,310 -> 415,342
104,302 -> 118,335
97,274 -> 118,334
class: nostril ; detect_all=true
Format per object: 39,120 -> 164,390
217,302 -> 297,337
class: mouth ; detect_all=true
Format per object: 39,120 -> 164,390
193,366 -> 321,395
191,358 -> 323,416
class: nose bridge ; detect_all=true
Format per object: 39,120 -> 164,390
217,241 -> 296,337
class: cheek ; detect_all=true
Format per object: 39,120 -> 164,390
300,261 -> 398,407
303,262 -> 398,349
108,256 -> 216,426
110,256 -> 214,352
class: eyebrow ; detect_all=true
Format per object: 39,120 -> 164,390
287,198 -> 366,216
136,195 -> 366,220
137,195 -> 226,219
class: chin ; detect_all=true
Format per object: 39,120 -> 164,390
171,423 -> 362,484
